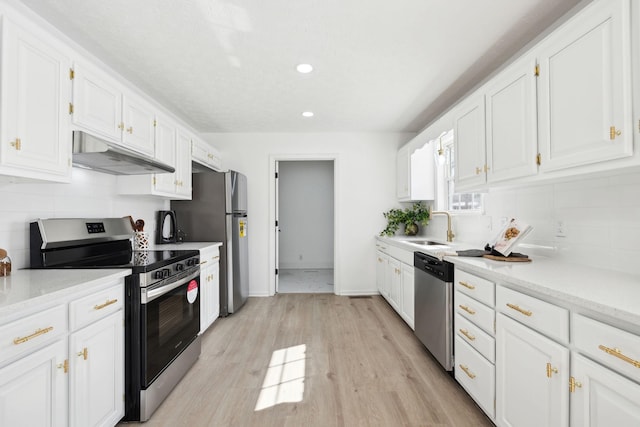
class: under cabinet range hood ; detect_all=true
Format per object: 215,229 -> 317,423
72,131 -> 175,175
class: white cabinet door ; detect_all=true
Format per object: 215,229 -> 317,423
387,257 -> 402,312
485,54 -> 538,183
396,145 -> 410,199
72,61 -> 123,142
496,313 -> 569,427
454,93 -> 486,190
153,115 -> 177,195
200,247 -> 220,334
1,17 -> 71,181
375,251 -> 389,299
0,339 -> 68,427
69,311 -> 123,427
537,0 -> 633,172
174,129 -> 193,199
122,95 -> 155,156
400,264 -> 414,330
570,353 -> 640,427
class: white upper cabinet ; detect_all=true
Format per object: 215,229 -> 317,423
536,0 -> 633,172
152,114 -> 178,195
397,136 -> 435,201
192,137 -> 222,172
485,54 -> 539,183
71,61 -> 122,142
72,61 -> 155,157
174,129 -> 193,198
122,95 -> 156,156
0,14 -> 72,182
454,92 -> 486,190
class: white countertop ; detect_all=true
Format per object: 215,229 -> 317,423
0,269 -> 131,321
379,236 -> 640,328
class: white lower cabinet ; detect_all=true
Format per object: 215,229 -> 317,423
570,352 -> 640,426
400,264 -> 415,329
496,313 -> 570,427
200,245 -> 221,334
455,336 -> 496,419
375,250 -> 389,299
0,279 -> 124,427
375,240 -> 415,330
0,339 -> 68,427
387,257 -> 402,312
69,312 -> 123,427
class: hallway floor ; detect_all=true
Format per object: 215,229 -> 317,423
278,268 -> 334,293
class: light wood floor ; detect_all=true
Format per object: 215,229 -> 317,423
124,295 -> 493,426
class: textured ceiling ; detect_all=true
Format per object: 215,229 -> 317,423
19,0 -> 582,133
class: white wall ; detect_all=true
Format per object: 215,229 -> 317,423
421,170 -> 640,276
202,132 -> 414,296
0,169 -> 168,269
278,160 -> 334,269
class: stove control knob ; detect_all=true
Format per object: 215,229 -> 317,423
154,270 -> 164,280
186,258 -> 196,267
175,263 -> 185,272
163,269 -> 170,278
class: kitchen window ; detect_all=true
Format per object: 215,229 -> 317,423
435,130 -> 484,213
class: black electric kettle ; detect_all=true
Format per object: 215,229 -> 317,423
156,210 -> 178,244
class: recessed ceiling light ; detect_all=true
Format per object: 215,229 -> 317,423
302,111 -> 314,117
296,64 -> 313,73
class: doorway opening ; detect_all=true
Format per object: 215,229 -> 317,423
269,156 -> 337,295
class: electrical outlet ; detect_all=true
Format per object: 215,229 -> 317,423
555,220 -> 566,238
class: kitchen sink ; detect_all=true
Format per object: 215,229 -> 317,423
402,240 -> 447,246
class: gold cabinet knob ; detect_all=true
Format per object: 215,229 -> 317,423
10,138 -> 22,150
118,122 -> 125,130
610,126 -> 622,140
127,126 -> 133,134
475,167 -> 482,175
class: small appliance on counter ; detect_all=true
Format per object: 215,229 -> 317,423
156,210 -> 178,244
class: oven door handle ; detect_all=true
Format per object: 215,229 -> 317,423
142,270 -> 199,304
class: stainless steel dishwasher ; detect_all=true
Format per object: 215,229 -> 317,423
414,251 -> 454,371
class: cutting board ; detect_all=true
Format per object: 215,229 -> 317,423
483,254 -> 532,262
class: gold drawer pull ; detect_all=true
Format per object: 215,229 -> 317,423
506,303 -> 532,317
459,329 -> 476,341
569,376 -> 582,393
212,256 -> 220,260
78,347 -> 88,360
13,326 -> 54,345
598,345 -> 640,368
459,364 -> 476,379
200,260 -> 208,265
459,305 -> 476,315
94,298 -> 118,310
57,359 -> 69,373
546,362 -> 558,378
459,281 -> 475,290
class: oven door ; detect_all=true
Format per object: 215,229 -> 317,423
140,269 -> 200,386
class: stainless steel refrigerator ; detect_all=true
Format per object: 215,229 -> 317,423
171,170 -> 249,316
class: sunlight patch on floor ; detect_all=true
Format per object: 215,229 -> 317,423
254,344 -> 307,411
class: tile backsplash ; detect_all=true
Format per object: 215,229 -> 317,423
0,168 -> 167,269
423,170 -> 640,276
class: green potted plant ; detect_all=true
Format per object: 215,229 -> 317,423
380,202 -> 430,236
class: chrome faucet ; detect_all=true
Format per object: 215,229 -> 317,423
429,210 -> 455,242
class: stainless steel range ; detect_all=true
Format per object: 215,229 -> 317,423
30,218 -> 201,422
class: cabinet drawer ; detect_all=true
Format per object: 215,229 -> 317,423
69,282 -> 123,331
200,245 -> 220,266
572,314 -> 640,384
496,286 -> 568,344
454,336 -> 495,419
455,313 -> 495,363
455,291 -> 495,335
0,305 -> 66,365
455,268 -> 495,307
